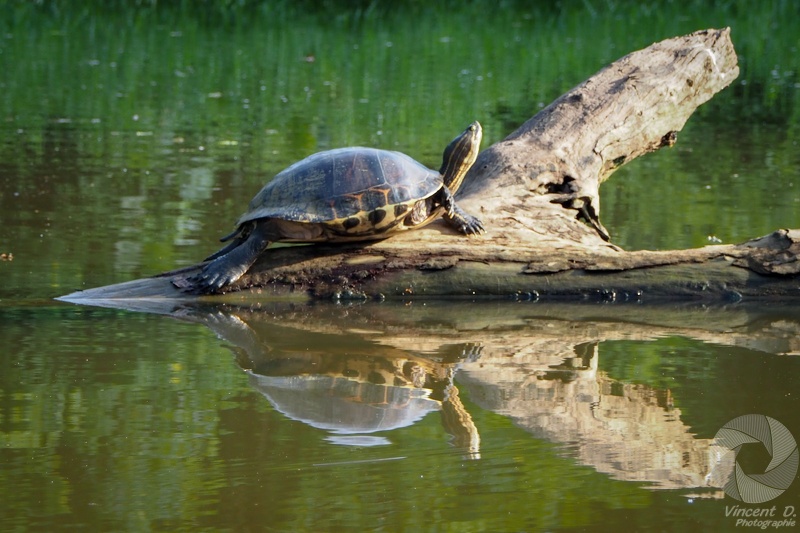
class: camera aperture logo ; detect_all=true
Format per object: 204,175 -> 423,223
709,414 -> 798,505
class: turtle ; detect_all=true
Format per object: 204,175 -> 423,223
242,344 -> 481,456
185,121 -> 484,293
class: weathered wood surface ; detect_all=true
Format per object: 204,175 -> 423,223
58,28 -> 800,304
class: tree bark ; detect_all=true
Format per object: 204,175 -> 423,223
59,28 -> 800,304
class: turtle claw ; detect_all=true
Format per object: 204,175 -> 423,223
180,271 -> 227,295
447,211 -> 484,236
178,256 -> 251,295
461,216 -> 485,236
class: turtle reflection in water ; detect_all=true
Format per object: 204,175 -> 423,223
240,346 -> 482,457
183,122 -> 484,294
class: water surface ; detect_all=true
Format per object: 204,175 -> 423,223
3,300 -> 799,530
2,2 -> 800,531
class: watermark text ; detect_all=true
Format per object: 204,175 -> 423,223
727,505 -> 797,529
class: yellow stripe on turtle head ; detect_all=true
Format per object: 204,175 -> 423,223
439,121 -> 482,194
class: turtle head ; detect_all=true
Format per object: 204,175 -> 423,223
439,121 -> 482,193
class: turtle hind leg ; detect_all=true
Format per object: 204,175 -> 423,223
185,220 -> 274,294
439,186 -> 485,235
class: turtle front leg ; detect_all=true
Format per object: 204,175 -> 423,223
185,220 -> 273,294
439,186 -> 485,235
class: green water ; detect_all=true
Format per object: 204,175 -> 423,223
2,1 -> 800,531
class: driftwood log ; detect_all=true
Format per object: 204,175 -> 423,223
60,28 -> 800,304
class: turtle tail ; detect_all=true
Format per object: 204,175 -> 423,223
220,227 -> 243,243
203,227 -> 246,262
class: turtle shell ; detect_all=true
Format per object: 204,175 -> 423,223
247,373 -> 440,435
238,147 -> 443,236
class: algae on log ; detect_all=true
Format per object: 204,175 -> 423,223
59,28 -> 800,304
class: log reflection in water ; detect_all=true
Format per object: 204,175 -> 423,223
78,299 -> 799,490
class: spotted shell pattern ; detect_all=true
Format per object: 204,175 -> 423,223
237,148 -> 443,236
